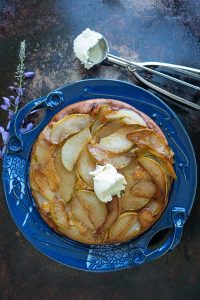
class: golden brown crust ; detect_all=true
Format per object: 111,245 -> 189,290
30,98 -> 174,244
50,99 -> 166,141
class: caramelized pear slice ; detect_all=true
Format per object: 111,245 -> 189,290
34,138 -> 59,192
32,190 -> 49,206
54,150 -> 76,203
132,164 -> 152,181
93,119 -> 124,141
109,212 -> 140,241
99,125 -> 138,153
61,128 -> 92,171
42,146 -> 60,192
131,180 -> 156,199
139,209 -> 154,227
51,199 -> 69,229
77,148 -> 96,188
61,225 -> 101,244
71,197 -> 95,230
30,168 -> 55,200
121,195 -> 150,211
76,190 -> 107,230
97,197 -> 119,233
75,175 -> 88,190
145,200 -> 163,216
34,134 -> 50,164
137,156 -> 167,195
51,114 -> 93,144
127,128 -> 173,160
88,143 -> 132,169
32,191 -> 51,214
103,108 -> 147,126
90,104 -> 111,135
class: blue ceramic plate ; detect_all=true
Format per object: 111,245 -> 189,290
2,79 -> 197,272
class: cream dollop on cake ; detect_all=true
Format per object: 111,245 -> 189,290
90,164 -> 127,203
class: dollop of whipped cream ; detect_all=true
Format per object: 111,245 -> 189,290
90,164 -> 127,203
73,28 -> 103,69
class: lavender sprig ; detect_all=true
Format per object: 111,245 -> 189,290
0,40 -> 35,158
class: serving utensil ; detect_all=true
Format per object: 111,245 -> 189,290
89,35 -> 200,110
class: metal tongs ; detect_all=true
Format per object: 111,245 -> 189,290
89,35 -> 200,110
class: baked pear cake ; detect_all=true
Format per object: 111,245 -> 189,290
30,99 -> 176,244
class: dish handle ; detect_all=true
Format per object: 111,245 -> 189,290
7,91 -> 64,154
130,207 -> 187,264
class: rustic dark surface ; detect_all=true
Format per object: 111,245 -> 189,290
0,0 -> 200,299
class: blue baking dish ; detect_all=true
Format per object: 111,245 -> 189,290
2,79 -> 197,272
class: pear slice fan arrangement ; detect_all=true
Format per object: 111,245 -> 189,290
30,100 -> 176,244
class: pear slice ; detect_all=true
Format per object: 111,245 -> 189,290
93,119 -> 125,141
97,197 -> 119,233
139,209 -> 154,227
32,191 -> 51,214
51,114 -> 93,144
120,167 -> 155,211
121,195 -> 150,211
42,146 -> 60,192
77,148 -> 96,188
145,200 -> 163,216
75,175 -> 88,190
131,180 -> 156,199
54,149 -> 76,203
30,167 -> 55,201
127,128 -> 173,160
109,212 -> 140,241
76,190 -> 107,230
34,136 -> 60,192
90,104 -> 111,135
88,143 -> 132,169
71,197 -> 95,231
61,128 -> 92,171
137,156 -> 167,195
103,108 -> 147,126
99,125 -> 137,153
50,199 -> 69,229
137,150 -> 176,179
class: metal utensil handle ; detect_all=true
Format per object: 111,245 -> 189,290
107,54 -> 200,90
107,54 -> 200,110
142,62 -> 200,79
132,69 -> 200,110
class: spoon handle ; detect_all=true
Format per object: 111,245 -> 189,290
107,54 -> 200,110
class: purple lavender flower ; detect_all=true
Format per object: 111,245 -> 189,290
0,104 -> 8,111
24,71 -> 35,78
2,97 -> 11,108
0,125 -> 5,134
2,130 -> 9,144
8,111 -> 14,120
17,87 -> 24,96
15,96 -> 20,105
10,96 -> 15,100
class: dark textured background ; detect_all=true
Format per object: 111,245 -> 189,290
0,1 -> 200,299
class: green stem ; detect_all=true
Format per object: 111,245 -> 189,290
14,40 -> 26,113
